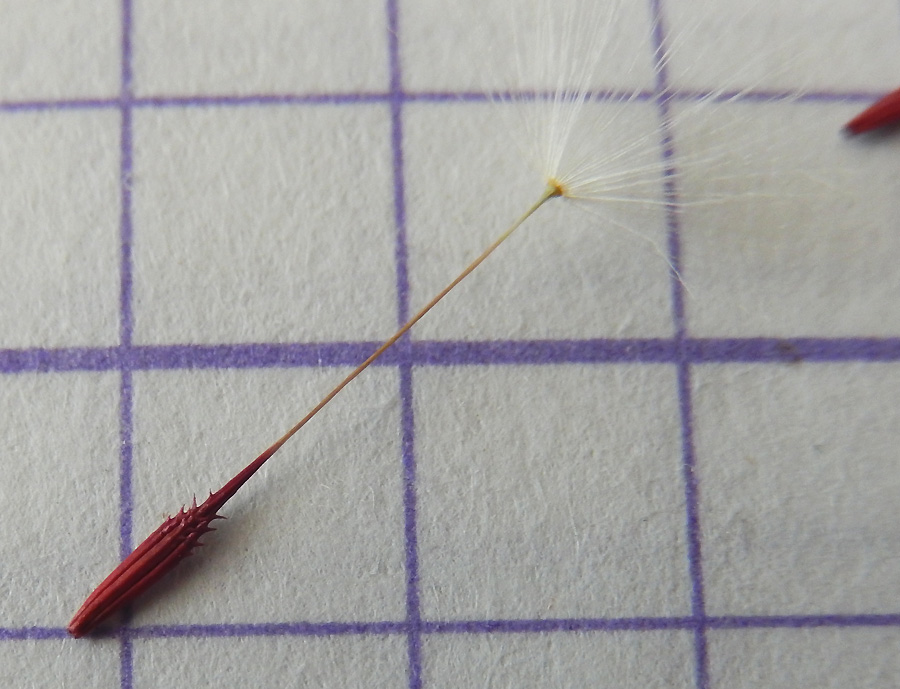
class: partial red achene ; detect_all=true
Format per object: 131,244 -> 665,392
67,445 -> 276,638
845,86 -> 900,135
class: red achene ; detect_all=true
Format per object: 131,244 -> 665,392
67,445 -> 276,637
68,187 -> 559,638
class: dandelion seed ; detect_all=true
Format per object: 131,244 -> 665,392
68,182 -> 560,638
70,0 -> 824,636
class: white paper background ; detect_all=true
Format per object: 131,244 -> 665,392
1,1 -> 900,687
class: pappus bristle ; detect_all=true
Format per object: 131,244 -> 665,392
492,0 -> 834,274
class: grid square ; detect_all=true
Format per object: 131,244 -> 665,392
0,0 -> 120,101
676,100 -> 900,337
133,634 -> 408,688
0,372 -> 120,628
693,363 -> 900,616
0,639 -> 119,689
415,364 -> 689,620
403,102 -> 674,341
662,0 -> 900,91
131,105 -> 398,345
0,110 -> 121,349
399,0 -> 658,92
130,367 -> 406,626
423,630 -> 695,689
708,628 -> 900,689
132,0 -> 389,96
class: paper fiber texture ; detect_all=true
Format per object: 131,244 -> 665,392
1,1 -> 900,688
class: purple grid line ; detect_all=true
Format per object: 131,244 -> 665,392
0,87 -> 889,114
707,614 -> 900,630
117,40 -> 135,565
0,98 -> 121,111
386,2 -> 424,688
120,634 -> 134,689
0,627 -> 72,640
399,362 -> 422,689
130,621 -> 408,639
136,92 -> 389,108
6,613 -> 900,642
648,1 -> 709,688
4,337 -> 900,376
117,2 -> 136,688
123,342 -> 402,369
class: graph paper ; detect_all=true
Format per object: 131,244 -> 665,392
1,1 -> 900,687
